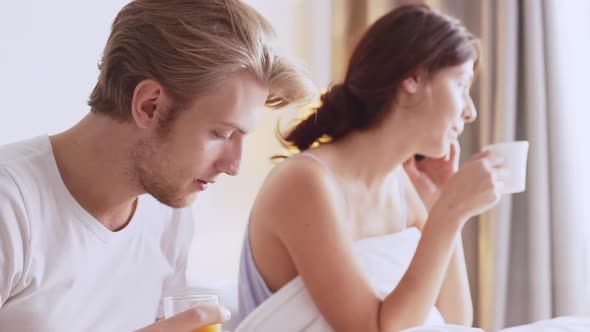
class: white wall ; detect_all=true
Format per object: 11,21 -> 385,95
0,1 -> 332,282
0,1 -> 129,141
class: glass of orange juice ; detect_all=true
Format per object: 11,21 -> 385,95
163,293 -> 222,332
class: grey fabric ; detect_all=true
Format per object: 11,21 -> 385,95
237,226 -> 273,322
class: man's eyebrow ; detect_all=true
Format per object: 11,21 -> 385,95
219,121 -> 248,134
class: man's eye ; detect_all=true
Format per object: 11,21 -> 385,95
213,131 -> 231,140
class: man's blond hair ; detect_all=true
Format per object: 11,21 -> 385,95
88,0 -> 315,120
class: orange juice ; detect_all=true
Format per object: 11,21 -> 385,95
193,324 -> 222,332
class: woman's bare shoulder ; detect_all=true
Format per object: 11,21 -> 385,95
250,154 -> 347,233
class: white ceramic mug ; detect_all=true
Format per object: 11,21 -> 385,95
483,141 -> 529,194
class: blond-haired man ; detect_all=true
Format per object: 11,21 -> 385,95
0,1 -> 314,331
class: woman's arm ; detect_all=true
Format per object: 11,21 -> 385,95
435,237 -> 473,326
402,170 -> 473,326
379,208 -> 464,331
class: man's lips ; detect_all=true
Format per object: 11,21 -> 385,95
193,178 -> 215,191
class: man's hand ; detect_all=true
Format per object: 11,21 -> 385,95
136,304 -> 231,332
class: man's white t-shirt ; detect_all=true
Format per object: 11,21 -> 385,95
0,136 -> 195,331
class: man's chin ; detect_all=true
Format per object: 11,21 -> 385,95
151,192 -> 198,209
181,193 -> 199,207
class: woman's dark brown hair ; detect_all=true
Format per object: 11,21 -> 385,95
282,4 -> 479,152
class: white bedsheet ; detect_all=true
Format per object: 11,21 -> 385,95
499,316 -> 590,332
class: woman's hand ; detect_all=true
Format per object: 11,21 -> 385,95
432,150 -> 508,227
403,141 -> 460,211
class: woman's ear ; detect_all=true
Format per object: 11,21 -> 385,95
401,76 -> 420,94
400,69 -> 427,95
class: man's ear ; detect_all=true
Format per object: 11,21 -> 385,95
130,79 -> 168,129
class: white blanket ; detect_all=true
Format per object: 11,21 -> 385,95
234,227 -> 590,332
234,273 -> 481,332
235,228 -> 448,332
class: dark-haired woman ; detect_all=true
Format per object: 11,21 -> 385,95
238,4 -> 508,331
